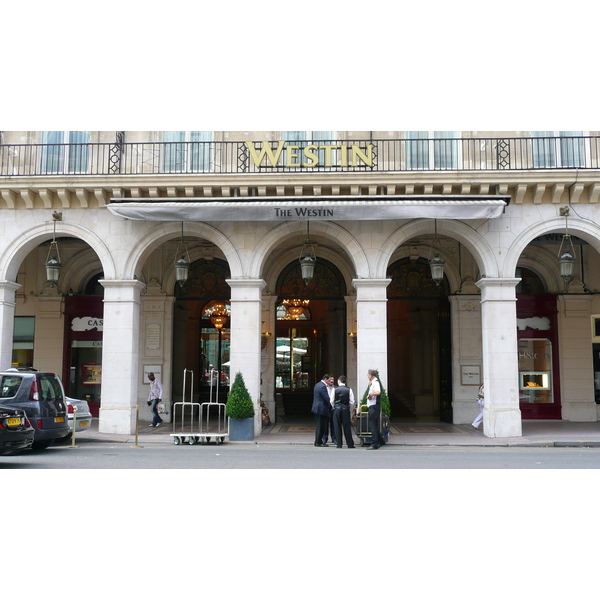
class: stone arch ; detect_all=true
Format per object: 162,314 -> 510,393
386,244 -> 462,293
376,219 -> 498,280
516,246 -> 563,293
263,243 -> 357,297
61,247 -> 104,294
0,221 -> 116,282
249,220 -> 370,281
502,215 -> 600,280
124,221 -> 244,284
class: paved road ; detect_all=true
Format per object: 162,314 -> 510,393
2,438 -> 600,468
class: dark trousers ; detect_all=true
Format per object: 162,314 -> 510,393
333,406 -> 355,448
151,399 -> 163,426
322,411 -> 337,444
368,404 -> 385,448
314,413 -> 329,445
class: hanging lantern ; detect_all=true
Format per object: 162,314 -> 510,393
45,248 -> 61,284
558,245 -> 575,285
299,222 -> 316,285
429,253 -> 445,286
174,255 -> 190,285
45,212 -> 62,286
428,219 -> 445,286
175,222 -> 191,286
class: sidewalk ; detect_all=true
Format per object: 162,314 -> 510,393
80,418 -> 600,447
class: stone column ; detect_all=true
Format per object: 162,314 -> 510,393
0,281 -> 21,369
99,279 -> 146,434
227,278 -> 266,438
476,277 -> 522,438
352,279 -> 391,395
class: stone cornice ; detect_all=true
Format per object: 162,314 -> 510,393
1,169 -> 599,209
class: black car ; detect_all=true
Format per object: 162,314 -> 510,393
0,403 -> 35,454
0,368 -> 70,449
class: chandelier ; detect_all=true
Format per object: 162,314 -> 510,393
282,298 -> 310,320
209,303 -> 230,329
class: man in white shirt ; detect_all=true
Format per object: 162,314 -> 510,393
366,369 -> 385,449
147,372 -> 164,427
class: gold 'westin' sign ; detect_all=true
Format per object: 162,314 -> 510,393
246,141 -> 374,168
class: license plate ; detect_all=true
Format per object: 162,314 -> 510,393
79,421 -> 88,427
55,416 -> 65,423
7,417 -> 21,427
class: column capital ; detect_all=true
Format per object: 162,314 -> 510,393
226,278 -> 267,302
352,278 -> 391,289
475,277 -> 520,290
99,279 -> 146,303
352,278 -> 391,301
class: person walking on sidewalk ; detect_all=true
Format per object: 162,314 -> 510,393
147,372 -> 164,427
472,383 -> 484,429
366,369 -> 386,450
331,375 -> 355,448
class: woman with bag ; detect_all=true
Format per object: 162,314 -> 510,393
472,383 -> 484,429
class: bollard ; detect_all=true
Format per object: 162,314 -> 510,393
68,405 -> 79,448
130,404 -> 143,448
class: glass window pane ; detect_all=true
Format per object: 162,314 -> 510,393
560,131 -> 585,167
518,339 -> 553,403
531,131 -> 556,168
434,131 -> 458,169
68,131 -> 90,172
406,131 -> 428,169
41,131 -> 64,173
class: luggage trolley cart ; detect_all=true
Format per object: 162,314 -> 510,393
171,369 -> 202,446
355,404 -> 390,446
198,369 -> 228,445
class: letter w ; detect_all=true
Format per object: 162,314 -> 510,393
246,141 -> 286,167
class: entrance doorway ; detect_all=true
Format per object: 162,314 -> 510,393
275,258 -> 347,417
172,259 -> 231,403
387,258 -> 452,422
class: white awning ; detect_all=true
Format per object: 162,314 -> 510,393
106,195 -> 509,221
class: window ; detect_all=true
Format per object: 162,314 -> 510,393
12,316 -> 34,368
518,339 -> 553,404
0,376 -> 22,399
162,131 -> 213,172
532,131 -> 585,168
406,131 -> 459,169
41,131 -> 90,173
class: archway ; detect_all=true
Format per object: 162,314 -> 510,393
275,257 -> 347,417
172,258 -> 231,402
386,258 -> 452,422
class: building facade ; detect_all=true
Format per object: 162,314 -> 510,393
1,131 -> 600,438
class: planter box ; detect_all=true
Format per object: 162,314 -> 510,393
228,417 -> 254,441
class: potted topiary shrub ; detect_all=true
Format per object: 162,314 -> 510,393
357,369 -> 391,445
226,372 -> 256,441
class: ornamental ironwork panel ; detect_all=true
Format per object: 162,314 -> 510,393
276,257 -> 347,299
176,258 -> 231,298
387,259 -> 450,297
496,139 -> 510,169
109,131 -> 125,174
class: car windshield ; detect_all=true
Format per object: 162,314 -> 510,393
39,375 -> 63,402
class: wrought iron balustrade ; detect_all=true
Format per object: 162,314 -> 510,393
1,136 -> 599,177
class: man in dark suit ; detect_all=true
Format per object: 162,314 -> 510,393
312,374 -> 334,447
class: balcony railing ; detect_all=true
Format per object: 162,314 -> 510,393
1,136 -> 599,177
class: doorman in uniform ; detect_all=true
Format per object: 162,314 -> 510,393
366,369 -> 386,449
